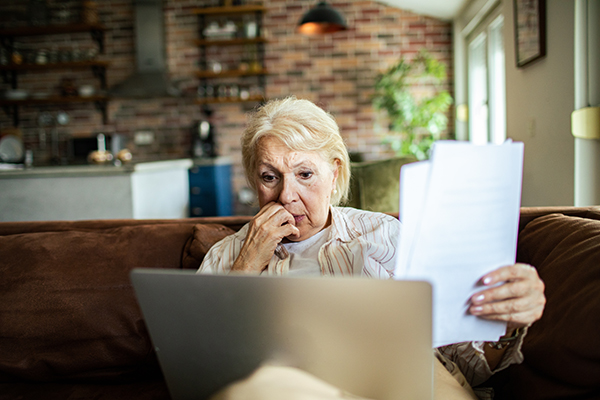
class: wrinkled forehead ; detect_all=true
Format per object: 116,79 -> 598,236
256,136 -> 328,170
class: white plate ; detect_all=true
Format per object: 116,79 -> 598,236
0,135 -> 24,163
4,90 -> 28,100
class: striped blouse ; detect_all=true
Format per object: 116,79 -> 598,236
197,206 -> 525,398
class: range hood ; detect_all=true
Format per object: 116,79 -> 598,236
109,0 -> 181,98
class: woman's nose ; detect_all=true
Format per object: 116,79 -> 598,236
278,177 -> 298,204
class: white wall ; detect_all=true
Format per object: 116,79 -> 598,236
504,0 -> 575,206
455,0 -> 575,206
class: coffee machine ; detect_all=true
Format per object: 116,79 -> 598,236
192,119 -> 216,158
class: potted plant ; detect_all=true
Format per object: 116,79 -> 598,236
373,50 -> 453,160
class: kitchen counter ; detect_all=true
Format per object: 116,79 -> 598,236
0,158 -> 193,179
0,159 -> 194,222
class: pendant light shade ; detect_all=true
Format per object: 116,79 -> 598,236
297,1 -> 347,35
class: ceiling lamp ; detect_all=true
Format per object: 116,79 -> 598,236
297,1 -> 348,35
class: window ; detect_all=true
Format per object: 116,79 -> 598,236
467,13 -> 506,145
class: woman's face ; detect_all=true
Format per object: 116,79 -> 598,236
255,136 -> 338,242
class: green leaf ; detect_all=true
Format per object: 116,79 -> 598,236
372,50 -> 454,160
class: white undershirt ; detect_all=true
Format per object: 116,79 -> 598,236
282,226 -> 331,276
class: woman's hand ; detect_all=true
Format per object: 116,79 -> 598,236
231,202 -> 300,274
469,263 -> 546,333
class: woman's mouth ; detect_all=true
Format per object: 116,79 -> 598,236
293,214 -> 304,224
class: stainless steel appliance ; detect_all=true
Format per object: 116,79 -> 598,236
192,120 -> 216,158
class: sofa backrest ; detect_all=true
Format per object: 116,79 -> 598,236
344,156 -> 417,213
0,217 -> 247,383
492,206 -> 600,399
0,216 -> 251,237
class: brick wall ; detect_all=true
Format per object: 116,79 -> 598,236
0,0 -> 452,214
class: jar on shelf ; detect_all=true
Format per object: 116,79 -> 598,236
11,49 -> 23,65
239,85 -> 250,100
35,49 -> 48,65
85,47 -> 98,60
246,46 -> 261,72
203,21 -> 220,39
59,77 -> 78,97
206,84 -> 215,98
244,18 -> 257,39
217,84 -> 228,99
198,84 -> 215,99
210,61 -> 222,74
81,1 -> 99,25
230,84 -> 239,99
238,60 -> 249,72
249,60 -> 262,72
53,4 -> 72,25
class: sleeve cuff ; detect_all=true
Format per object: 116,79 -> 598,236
472,327 -> 528,373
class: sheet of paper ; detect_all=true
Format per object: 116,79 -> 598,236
394,140 -> 524,347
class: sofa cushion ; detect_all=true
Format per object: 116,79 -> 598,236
0,223 -> 195,382
496,213 -> 600,399
181,224 -> 236,270
345,156 -> 416,213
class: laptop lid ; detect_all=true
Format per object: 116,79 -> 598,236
131,269 -> 432,400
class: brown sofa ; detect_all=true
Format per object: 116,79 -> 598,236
1,207 -> 599,400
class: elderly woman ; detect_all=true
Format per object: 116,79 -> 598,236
199,97 -> 545,400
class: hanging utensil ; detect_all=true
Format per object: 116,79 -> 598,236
37,111 -> 53,150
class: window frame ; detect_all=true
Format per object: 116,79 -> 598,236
465,6 -> 507,145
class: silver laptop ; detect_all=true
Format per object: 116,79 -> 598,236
131,269 -> 433,400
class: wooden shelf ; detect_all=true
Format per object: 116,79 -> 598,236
195,37 -> 267,46
0,23 -> 109,126
0,95 -> 109,126
195,4 -> 267,112
0,23 -> 106,37
0,23 -> 106,53
195,95 -> 265,105
192,5 -> 266,15
0,95 -> 108,106
0,60 -> 109,71
196,69 -> 268,78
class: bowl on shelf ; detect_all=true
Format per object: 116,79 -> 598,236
78,85 -> 95,97
87,150 -> 113,164
116,149 -> 133,163
0,134 -> 24,163
4,90 -> 29,100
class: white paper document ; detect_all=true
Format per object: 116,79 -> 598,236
394,140 -> 524,347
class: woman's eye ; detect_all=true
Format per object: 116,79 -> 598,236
262,174 -> 277,183
299,171 -> 313,179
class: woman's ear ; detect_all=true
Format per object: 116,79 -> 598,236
332,159 -> 341,186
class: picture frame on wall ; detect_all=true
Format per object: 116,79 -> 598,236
513,0 -> 546,68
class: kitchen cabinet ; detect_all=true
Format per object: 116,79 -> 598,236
0,23 -> 108,126
0,159 -> 193,222
189,157 -> 233,217
192,4 -> 267,105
